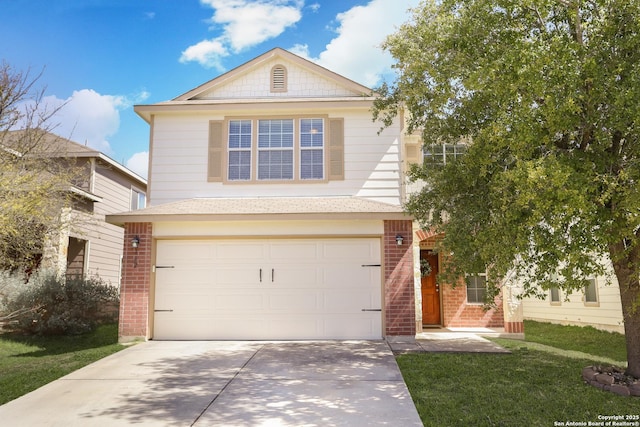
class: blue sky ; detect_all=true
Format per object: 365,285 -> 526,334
2,0 -> 419,178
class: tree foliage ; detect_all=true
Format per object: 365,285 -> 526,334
0,62 -> 79,272
373,0 -> 640,377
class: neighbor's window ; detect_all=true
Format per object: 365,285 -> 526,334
423,143 -> 466,168
584,278 -> 598,304
131,188 -> 146,210
550,287 -> 561,304
466,273 -> 487,304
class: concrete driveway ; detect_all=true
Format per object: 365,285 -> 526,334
0,340 -> 423,426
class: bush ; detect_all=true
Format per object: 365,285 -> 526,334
0,272 -> 119,335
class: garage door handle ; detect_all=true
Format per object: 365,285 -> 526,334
154,309 -> 173,312
259,268 -> 262,282
361,309 -> 382,312
272,268 -> 274,282
361,264 -> 381,267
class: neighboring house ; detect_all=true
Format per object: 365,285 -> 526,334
523,273 -> 625,333
108,48 -> 522,342
7,131 -> 147,285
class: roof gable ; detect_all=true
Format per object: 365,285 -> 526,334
174,48 -> 373,101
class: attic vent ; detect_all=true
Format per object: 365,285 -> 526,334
271,65 -> 287,92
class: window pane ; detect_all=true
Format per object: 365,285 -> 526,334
301,119 -> 324,148
257,120 -> 294,180
301,149 -> 323,179
585,279 -> 598,303
550,287 -> 560,302
466,274 -> 486,303
228,151 -> 251,181
258,150 -> 293,180
258,119 -> 294,148
229,120 -> 252,148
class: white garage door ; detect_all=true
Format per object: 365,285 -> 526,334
153,238 -> 382,340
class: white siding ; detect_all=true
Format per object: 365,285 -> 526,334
148,110 -> 402,206
523,276 -> 625,333
198,58 -> 356,99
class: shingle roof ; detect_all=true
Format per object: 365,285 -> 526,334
107,197 -> 408,224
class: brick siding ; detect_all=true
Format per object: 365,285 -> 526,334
384,220 -> 416,336
119,222 -> 152,341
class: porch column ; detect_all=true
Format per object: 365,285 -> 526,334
119,222 -> 152,342
384,220 -> 416,340
502,281 -> 525,335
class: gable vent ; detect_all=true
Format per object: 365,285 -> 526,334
271,65 -> 287,92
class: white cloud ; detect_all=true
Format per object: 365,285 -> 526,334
304,0 -> 419,88
126,151 -> 149,179
42,89 -> 125,154
180,39 -> 229,71
180,0 -> 303,69
33,89 -> 149,156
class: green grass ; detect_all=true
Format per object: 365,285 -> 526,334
523,319 -> 627,362
0,324 -> 125,405
398,321 -> 637,427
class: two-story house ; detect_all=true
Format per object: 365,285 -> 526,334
109,48 -> 523,342
5,130 -> 147,285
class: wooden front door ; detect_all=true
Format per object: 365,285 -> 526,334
421,250 -> 441,325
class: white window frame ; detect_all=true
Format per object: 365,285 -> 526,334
257,119 -> 295,181
228,119 -> 252,181
466,272 -> 487,304
584,278 -> 599,306
423,143 -> 466,167
131,187 -> 146,210
300,118 -> 324,180
224,117 -> 326,183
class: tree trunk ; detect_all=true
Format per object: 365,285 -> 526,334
609,241 -> 640,378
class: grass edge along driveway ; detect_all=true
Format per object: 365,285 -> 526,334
0,323 -> 125,405
398,321 -> 637,427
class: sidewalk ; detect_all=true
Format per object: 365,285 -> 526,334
388,327 -> 520,354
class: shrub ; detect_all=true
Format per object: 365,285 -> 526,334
0,272 -> 119,335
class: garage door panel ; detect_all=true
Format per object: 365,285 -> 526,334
267,290 -> 321,311
215,293 -> 264,311
321,241 -> 378,260
215,242 -> 266,260
154,238 -> 382,340
324,289 -> 379,312
157,241 -> 214,264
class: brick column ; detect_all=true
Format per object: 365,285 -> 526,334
119,222 -> 152,342
384,220 -> 416,340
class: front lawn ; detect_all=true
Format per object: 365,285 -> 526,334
398,321 -> 638,426
0,323 -> 125,405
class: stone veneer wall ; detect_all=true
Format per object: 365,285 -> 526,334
118,222 -> 152,341
384,220 -> 416,337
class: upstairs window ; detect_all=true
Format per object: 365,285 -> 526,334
228,120 -> 252,181
258,119 -> 294,180
208,116 -> 343,183
271,65 -> 287,92
423,143 -> 466,168
300,118 -> 324,180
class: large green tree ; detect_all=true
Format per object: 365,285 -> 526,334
373,0 -> 640,377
